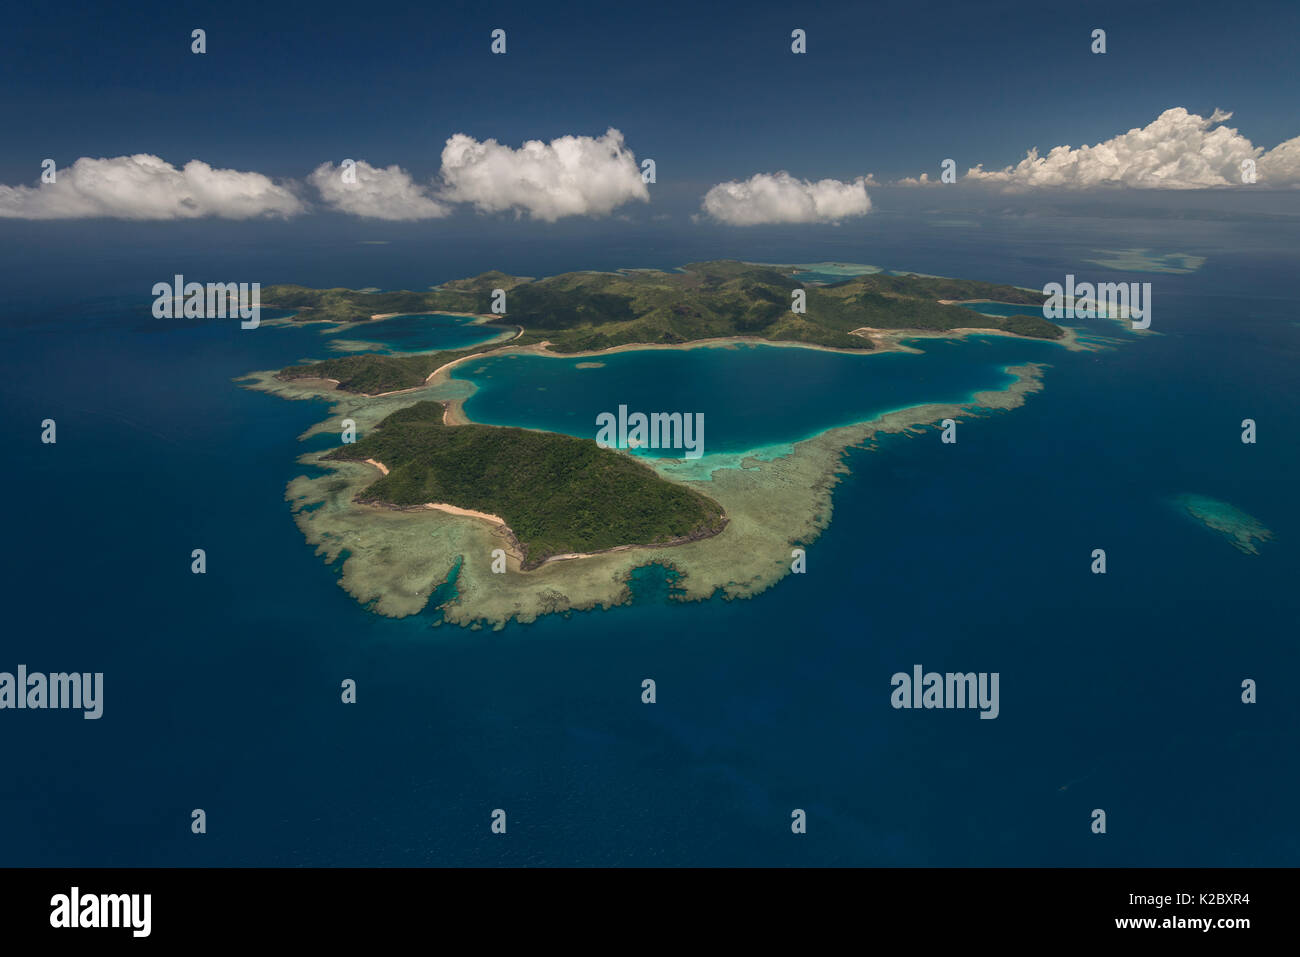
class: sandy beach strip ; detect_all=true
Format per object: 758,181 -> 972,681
362,460 -> 521,554
369,310 -> 500,322
426,350 -> 493,383
853,324 -> 1084,352
422,503 -> 525,563
423,502 -> 508,525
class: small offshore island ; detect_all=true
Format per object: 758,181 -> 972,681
245,261 -> 1072,627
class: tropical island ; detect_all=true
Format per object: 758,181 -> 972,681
270,260 -> 1060,395
328,400 -> 726,568
243,261 -> 1079,628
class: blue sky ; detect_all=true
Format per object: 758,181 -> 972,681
4,0 -> 1297,181
0,0 -> 1297,230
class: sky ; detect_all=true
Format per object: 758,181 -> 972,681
0,0 -> 1297,230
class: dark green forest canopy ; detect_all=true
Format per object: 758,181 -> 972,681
326,401 -> 727,569
276,261 -> 1059,394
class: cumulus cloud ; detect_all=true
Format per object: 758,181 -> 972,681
896,172 -> 941,187
310,160 -> 449,220
0,154 -> 303,219
963,108 -> 1300,189
1257,135 -> 1300,185
438,128 -> 649,221
701,171 -> 872,225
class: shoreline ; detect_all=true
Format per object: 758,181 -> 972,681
330,326 -> 525,399
417,501 -> 725,570
369,310 -> 500,323
357,440 -> 729,571
260,304 -> 505,330
420,297 -> 1075,384
854,324 -> 1085,352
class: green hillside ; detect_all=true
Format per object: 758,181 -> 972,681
327,401 -> 727,569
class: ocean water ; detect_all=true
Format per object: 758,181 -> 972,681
1,211 -> 1296,866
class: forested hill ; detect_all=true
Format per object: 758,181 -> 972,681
327,401 -> 727,569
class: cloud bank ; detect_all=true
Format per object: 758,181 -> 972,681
0,154 -> 303,219
309,160 -> 449,220
0,130 -> 652,222
438,128 -> 649,221
702,171 -> 872,225
11,110 -> 1294,224
963,108 -> 1300,189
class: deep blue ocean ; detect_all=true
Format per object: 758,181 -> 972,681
1,204 -> 1296,866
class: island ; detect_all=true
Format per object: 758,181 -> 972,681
242,261 -> 1076,628
327,400 -> 726,569
270,260 -> 1062,395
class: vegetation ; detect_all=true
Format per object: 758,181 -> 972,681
276,261 -> 1060,393
328,401 -> 727,568
996,314 -> 1064,339
263,286 -> 461,324
280,350 -> 459,394
277,332 -> 547,394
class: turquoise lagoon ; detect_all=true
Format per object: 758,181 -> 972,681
453,333 -> 1063,458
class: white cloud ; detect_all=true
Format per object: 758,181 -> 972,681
702,171 -> 872,225
0,154 -> 303,219
896,173 -> 940,187
1257,135 -> 1300,185
438,128 -> 649,221
964,108 -> 1300,189
310,160 -> 449,220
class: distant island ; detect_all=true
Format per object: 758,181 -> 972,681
270,260 -> 1060,395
